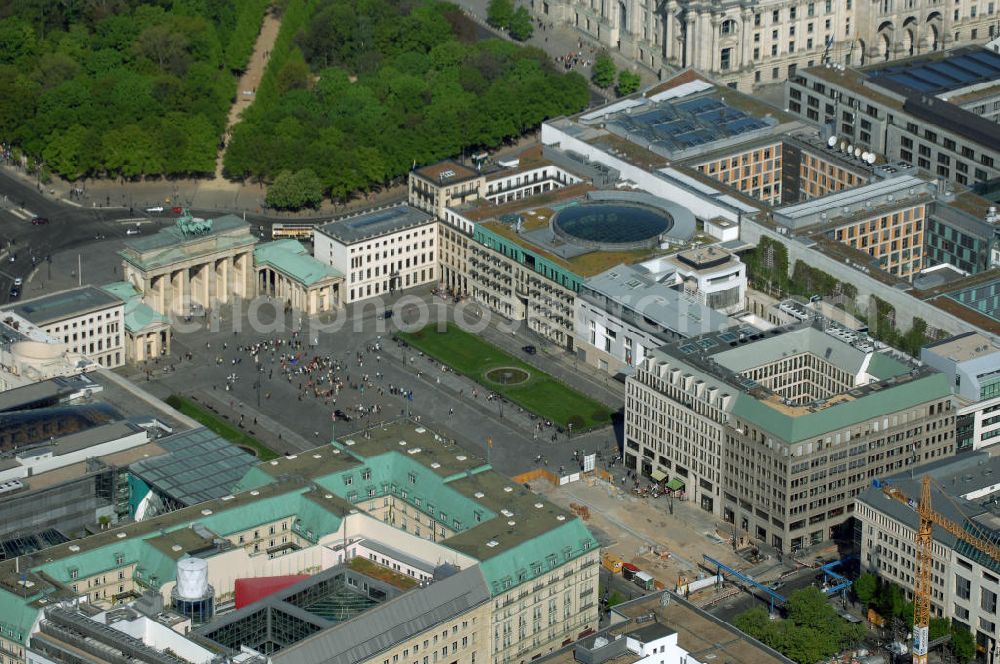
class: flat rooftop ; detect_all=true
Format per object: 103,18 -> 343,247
3,286 -> 121,327
581,264 -> 733,338
773,175 -> 930,229
473,189 -> 697,278
318,205 -> 433,245
923,331 -> 1000,362
865,46 -> 1000,96
644,321 -> 948,443
413,159 -> 480,184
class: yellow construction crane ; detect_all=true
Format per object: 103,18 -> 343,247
881,475 -> 1000,664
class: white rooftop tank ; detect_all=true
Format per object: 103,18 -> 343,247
175,557 -> 209,599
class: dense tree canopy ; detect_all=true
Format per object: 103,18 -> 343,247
734,588 -> 866,663
0,0 -> 270,179
224,0 -> 588,202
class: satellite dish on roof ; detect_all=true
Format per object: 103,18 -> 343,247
854,147 -> 862,157
861,151 -> 870,161
827,136 -> 838,147
866,153 -> 877,164
847,144 -> 854,154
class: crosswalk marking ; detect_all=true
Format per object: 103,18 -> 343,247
7,208 -> 28,220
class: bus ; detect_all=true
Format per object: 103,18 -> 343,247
271,223 -> 316,240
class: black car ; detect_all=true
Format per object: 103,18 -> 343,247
8,286 -> 19,299
30,217 -> 49,225
334,409 -> 352,422
522,345 -> 537,355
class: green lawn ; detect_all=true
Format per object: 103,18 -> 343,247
399,324 -> 613,429
165,395 -> 279,461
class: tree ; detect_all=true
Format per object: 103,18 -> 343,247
508,7 -> 533,41
616,69 -> 641,96
592,52 -> 616,88
949,624 -> 975,664
487,0 -> 514,29
853,572 -> 878,607
266,168 -> 324,210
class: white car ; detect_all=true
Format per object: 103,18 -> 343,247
145,206 -> 164,213
126,227 -> 141,235
13,277 -> 22,287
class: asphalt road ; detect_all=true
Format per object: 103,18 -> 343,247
0,170 -> 322,305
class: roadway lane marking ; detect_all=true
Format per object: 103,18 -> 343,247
7,208 -> 28,220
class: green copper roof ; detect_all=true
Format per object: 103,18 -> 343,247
0,593 -> 39,645
101,282 -> 169,332
254,239 -> 342,286
730,372 -> 952,443
866,352 -> 911,380
473,519 -> 597,593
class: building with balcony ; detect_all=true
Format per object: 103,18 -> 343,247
461,187 -> 699,349
626,317 -> 955,552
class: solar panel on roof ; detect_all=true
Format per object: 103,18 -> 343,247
719,332 -> 737,342
698,338 -> 717,349
679,344 -> 698,354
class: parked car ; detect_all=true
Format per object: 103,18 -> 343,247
126,227 -> 141,236
145,206 -> 164,213
334,409 -> 353,422
30,217 -> 48,225
8,286 -> 19,298
170,206 -> 183,214
522,345 -> 537,355
13,277 -> 22,287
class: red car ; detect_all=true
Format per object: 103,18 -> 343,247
30,217 -> 48,225
170,206 -> 183,214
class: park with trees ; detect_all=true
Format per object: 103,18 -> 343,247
852,573 -> 975,663
733,587 -> 866,663
221,0 -> 589,206
0,0 -> 270,181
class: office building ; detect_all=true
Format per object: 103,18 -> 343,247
786,47 -> 1000,187
855,451 -> 1000,654
922,332 -> 1000,452
924,195 -> 1000,275
772,174 -> 933,279
626,318 -> 955,552
0,421 -> 599,664
314,205 -> 438,304
575,263 -> 734,375
3,286 -> 125,369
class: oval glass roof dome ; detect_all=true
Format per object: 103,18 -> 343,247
552,203 -> 673,250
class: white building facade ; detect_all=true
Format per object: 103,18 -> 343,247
3,286 -> 125,369
314,205 -> 439,304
